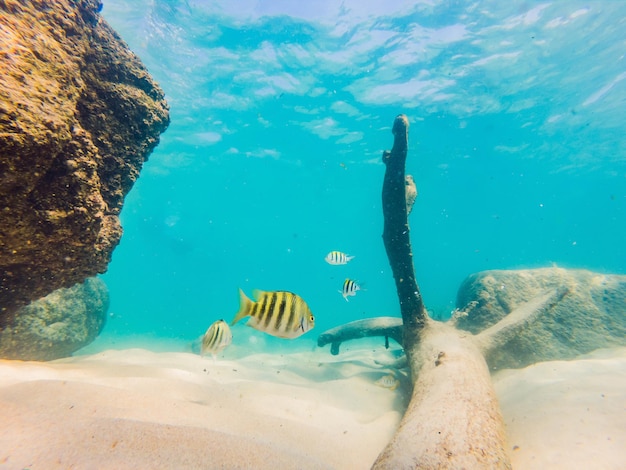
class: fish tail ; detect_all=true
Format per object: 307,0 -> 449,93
231,288 -> 253,325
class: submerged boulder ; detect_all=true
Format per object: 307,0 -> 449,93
0,0 -> 169,322
455,267 -> 626,370
0,277 -> 108,360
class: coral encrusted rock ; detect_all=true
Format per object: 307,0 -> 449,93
0,277 -> 108,360
0,0 -> 169,323
455,267 -> 626,370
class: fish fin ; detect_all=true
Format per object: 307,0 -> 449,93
347,255 -> 355,262
338,289 -> 349,302
252,289 -> 265,301
231,288 -> 253,325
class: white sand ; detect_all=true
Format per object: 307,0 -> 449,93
0,339 -> 407,470
1,340 -> 624,469
494,347 -> 626,470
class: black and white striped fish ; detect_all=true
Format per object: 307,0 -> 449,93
200,319 -> 233,358
375,373 -> 400,391
231,289 -> 315,339
325,250 -> 355,265
339,278 -> 361,301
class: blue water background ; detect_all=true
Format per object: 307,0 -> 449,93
98,1 -> 626,344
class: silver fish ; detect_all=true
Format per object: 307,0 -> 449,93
325,251 -> 355,265
231,289 -> 315,339
375,373 -> 400,391
201,319 -> 233,358
339,278 -> 361,301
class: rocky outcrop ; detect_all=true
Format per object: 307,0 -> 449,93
0,0 -> 169,323
455,267 -> 626,370
0,277 -> 108,360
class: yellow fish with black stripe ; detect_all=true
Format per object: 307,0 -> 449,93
231,289 -> 315,339
200,319 -> 233,359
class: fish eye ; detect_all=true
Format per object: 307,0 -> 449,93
310,315 -> 314,321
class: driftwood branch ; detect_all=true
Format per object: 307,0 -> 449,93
318,115 -> 569,469
371,289 -> 573,469
381,115 -> 426,351
373,115 -> 512,469
317,317 -> 403,355
317,287 -> 569,360
474,286 -> 569,355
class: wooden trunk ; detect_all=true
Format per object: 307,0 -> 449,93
373,320 -> 511,469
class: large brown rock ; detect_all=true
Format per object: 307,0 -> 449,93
0,0 -> 169,323
0,277 -> 108,360
455,267 -> 626,370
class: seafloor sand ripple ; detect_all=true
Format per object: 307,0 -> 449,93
0,345 -> 406,470
1,344 -> 624,469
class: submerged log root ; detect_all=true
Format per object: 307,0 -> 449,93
317,317 -> 403,355
317,288 -> 568,360
319,290 -> 565,469
474,286 -> 569,355
319,114 -> 570,469
371,289 -> 564,469
375,319 -> 508,468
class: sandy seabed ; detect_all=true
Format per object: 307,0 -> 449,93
0,336 -> 624,470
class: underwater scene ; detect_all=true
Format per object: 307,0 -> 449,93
98,0 -> 626,341
1,1 -> 625,469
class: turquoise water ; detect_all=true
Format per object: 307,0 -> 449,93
99,1 -> 626,343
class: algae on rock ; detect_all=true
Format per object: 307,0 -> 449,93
0,277 -> 108,360
456,267 -> 626,370
0,0 -> 169,323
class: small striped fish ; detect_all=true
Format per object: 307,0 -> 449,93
231,289 -> 315,339
339,278 -> 361,301
375,373 -> 400,391
325,251 -> 355,265
201,319 -> 232,358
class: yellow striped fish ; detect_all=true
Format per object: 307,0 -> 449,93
339,278 -> 361,301
375,373 -> 400,391
201,319 -> 232,358
325,250 -> 355,265
231,289 -> 315,339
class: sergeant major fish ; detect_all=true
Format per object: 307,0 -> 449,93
374,373 -> 400,391
231,289 -> 315,339
339,278 -> 361,301
325,251 -> 354,265
201,319 -> 233,359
